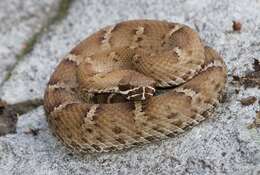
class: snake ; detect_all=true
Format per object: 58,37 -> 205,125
43,19 -> 227,153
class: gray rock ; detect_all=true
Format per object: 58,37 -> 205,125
0,0 -> 60,84
0,0 -> 260,174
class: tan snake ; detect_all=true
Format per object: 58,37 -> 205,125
43,19 -> 227,153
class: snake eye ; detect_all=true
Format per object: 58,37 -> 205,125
118,83 -> 132,91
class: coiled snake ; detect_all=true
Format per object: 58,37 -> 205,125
44,20 -> 227,153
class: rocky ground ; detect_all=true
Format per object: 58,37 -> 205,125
0,0 -> 260,174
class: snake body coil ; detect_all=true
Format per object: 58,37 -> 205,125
44,20 -> 227,153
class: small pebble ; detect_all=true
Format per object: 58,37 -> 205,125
240,96 -> 257,106
232,20 -> 242,31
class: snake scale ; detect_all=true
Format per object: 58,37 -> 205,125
44,20 -> 227,153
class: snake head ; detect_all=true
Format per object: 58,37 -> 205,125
119,84 -> 156,101
118,73 -> 156,101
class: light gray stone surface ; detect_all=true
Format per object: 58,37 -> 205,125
0,0 -> 60,84
0,0 -> 260,174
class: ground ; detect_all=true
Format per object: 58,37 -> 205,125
0,0 -> 260,174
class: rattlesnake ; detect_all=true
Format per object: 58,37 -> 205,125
43,19 -> 227,153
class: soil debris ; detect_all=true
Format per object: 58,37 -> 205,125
240,96 -> 257,106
